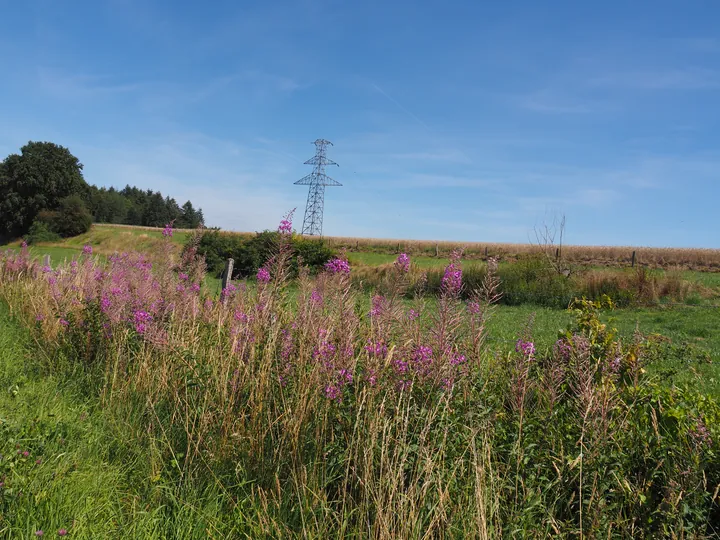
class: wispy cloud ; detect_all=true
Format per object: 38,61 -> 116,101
36,68 -> 145,99
515,90 -> 603,114
390,149 -> 471,164
371,83 -> 432,131
590,67 -> 720,90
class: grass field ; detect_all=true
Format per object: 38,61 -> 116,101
2,225 -> 720,536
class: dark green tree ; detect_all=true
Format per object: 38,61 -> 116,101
178,200 -> 204,228
0,141 -> 88,237
142,192 -> 171,227
49,194 -> 93,237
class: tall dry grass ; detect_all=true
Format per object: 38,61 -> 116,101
318,235 -> 720,270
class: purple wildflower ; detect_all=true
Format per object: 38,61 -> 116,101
442,262 -> 463,297
59,319 -> 69,327
467,301 -> 480,315
338,368 -> 353,384
324,384 -> 341,400
82,244 -> 93,255
42,265 -> 52,273
325,258 -> 351,275
190,283 -> 201,292
21,241 -> 28,248
394,359 -> 409,374
554,339 -> 572,361
58,530 -> 68,537
369,295 -> 385,318
407,309 -> 419,321
364,340 -> 388,358
450,352 -> 466,366
515,339 -> 535,357
35,314 -> 44,322
413,345 -> 433,368
178,272 -> 189,281
35,531 -> 43,537
278,209 -> 295,235
162,223 -> 173,238
22,451 -> 30,457
257,267 -> 271,283
310,289 -> 323,305
313,341 -> 337,364
133,310 -> 152,334
395,253 -> 410,273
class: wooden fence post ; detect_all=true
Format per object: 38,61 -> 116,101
43,255 -> 51,268
435,244 -> 439,257
555,248 -> 559,260
485,246 -> 489,258
221,258 -> 234,301
631,251 -> 636,267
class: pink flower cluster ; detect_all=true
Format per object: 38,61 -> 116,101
442,263 -> 462,297
395,253 -> 410,273
257,267 -> 271,283
325,258 -> 351,275
515,339 -> 535,357
278,208 -> 295,235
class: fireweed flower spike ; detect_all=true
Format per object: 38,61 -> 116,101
441,263 -> 462,297
325,258 -> 351,274
162,223 -> 173,238
257,267 -> 271,283
515,339 -> 535,357
395,253 -> 410,273
82,244 -> 93,255
278,208 -> 296,235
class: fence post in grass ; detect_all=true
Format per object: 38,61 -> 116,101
435,243 -> 439,257
43,254 -> 51,268
221,258 -> 234,302
485,246 -> 489,259
631,250 -> 636,267
555,247 -> 559,260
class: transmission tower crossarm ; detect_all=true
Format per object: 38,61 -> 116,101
294,173 -> 315,185
304,156 -> 339,167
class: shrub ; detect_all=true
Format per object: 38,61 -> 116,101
37,195 -> 93,238
190,230 -> 336,279
24,220 -> 60,244
292,238 -> 336,274
498,254 -> 575,307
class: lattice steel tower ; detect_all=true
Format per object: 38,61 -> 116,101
294,139 -> 341,236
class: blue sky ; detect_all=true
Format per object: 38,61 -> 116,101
1,0 -> 719,247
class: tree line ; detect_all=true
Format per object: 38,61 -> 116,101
0,141 -> 204,241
